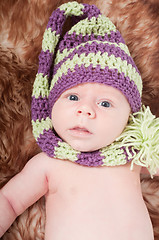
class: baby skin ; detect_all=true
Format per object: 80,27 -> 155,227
0,83 -> 154,240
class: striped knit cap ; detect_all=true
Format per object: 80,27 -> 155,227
31,1 -> 154,169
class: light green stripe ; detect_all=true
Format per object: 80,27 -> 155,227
55,40 -> 130,65
32,117 -> 52,140
68,15 -> 116,36
59,1 -> 84,16
50,51 -> 142,95
100,144 -> 127,166
54,141 -> 79,161
42,28 -> 59,53
32,73 -> 49,98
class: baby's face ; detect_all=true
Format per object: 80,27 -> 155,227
51,83 -> 131,152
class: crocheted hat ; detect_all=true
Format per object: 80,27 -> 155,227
31,1 -> 159,174
32,1 -> 142,114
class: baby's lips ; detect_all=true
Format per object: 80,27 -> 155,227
71,126 -> 92,134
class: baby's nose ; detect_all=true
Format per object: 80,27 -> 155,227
77,105 -> 95,118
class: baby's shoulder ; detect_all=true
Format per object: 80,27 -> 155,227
34,152 -> 51,161
27,152 -> 56,171
30,152 -> 70,171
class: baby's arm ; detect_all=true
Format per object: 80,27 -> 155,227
0,153 -> 48,237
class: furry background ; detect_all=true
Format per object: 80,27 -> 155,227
0,0 -> 159,239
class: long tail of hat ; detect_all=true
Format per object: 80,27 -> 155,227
31,1 -> 101,156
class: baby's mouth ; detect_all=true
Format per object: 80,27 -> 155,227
69,126 -> 92,136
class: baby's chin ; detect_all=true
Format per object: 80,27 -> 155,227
60,135 -> 113,152
69,142 -> 109,153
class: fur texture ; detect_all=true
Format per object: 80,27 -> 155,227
0,0 -> 159,239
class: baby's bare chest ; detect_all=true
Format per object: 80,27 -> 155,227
46,160 -> 141,204
44,161 -> 153,240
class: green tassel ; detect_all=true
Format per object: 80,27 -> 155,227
115,105 -> 159,176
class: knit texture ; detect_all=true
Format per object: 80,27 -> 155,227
31,1 -> 159,175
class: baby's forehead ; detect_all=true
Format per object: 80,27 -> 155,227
61,82 -> 124,97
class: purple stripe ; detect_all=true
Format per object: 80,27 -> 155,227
49,65 -> 141,113
58,30 -> 125,54
82,3 -> 101,20
54,41 -> 139,76
31,96 -> 50,121
38,50 -> 53,77
37,129 -> 62,158
76,150 -> 105,166
47,8 -> 66,35
122,146 -> 139,162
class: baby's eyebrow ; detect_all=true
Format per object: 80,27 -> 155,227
100,92 -> 118,100
61,90 -> 79,97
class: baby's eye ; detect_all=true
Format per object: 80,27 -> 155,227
68,94 -> 79,101
98,101 -> 111,108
